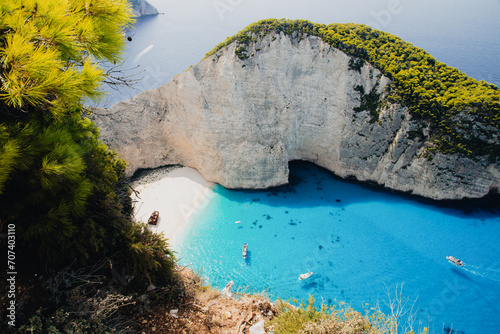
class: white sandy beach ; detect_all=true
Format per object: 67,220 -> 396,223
131,167 -> 214,243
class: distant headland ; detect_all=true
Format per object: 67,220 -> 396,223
128,0 -> 158,17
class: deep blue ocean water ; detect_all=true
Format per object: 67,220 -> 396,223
103,1 -> 500,333
173,162 -> 500,334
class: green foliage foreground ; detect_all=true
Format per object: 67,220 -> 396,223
0,1 -> 176,323
206,19 -> 500,161
0,0 -> 133,118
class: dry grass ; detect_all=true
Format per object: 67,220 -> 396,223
133,267 -> 276,333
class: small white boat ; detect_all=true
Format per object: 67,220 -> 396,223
242,243 -> 248,259
446,256 -> 463,267
235,221 -> 241,224
298,272 -> 313,280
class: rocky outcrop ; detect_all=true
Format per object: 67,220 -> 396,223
128,0 -> 158,17
91,32 -> 500,200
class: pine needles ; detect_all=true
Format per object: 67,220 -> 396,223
0,0 -> 134,118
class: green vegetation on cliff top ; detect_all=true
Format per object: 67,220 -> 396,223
206,19 -> 500,161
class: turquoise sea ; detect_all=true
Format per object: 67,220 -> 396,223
173,162 -> 500,334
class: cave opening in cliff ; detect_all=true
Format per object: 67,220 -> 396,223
286,160 -> 376,194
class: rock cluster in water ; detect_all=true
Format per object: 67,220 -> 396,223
91,32 -> 499,200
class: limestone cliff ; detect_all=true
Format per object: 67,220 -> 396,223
92,30 -> 499,200
128,0 -> 158,17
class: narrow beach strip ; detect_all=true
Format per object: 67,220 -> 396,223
131,166 -> 214,243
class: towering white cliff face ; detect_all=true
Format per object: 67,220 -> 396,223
92,32 -> 499,200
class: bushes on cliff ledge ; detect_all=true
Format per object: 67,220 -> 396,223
270,294 -> 428,334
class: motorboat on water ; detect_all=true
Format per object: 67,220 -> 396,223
298,272 -> 313,280
242,243 -> 248,259
446,256 -> 463,266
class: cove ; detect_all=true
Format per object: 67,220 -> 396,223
173,161 -> 500,334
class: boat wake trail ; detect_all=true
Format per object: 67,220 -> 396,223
464,263 -> 500,272
461,264 -> 500,282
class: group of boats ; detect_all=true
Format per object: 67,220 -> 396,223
150,213 -> 462,282
241,242 -> 313,280
242,247 -> 461,281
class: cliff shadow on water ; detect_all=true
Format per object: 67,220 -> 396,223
216,160 -> 500,219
